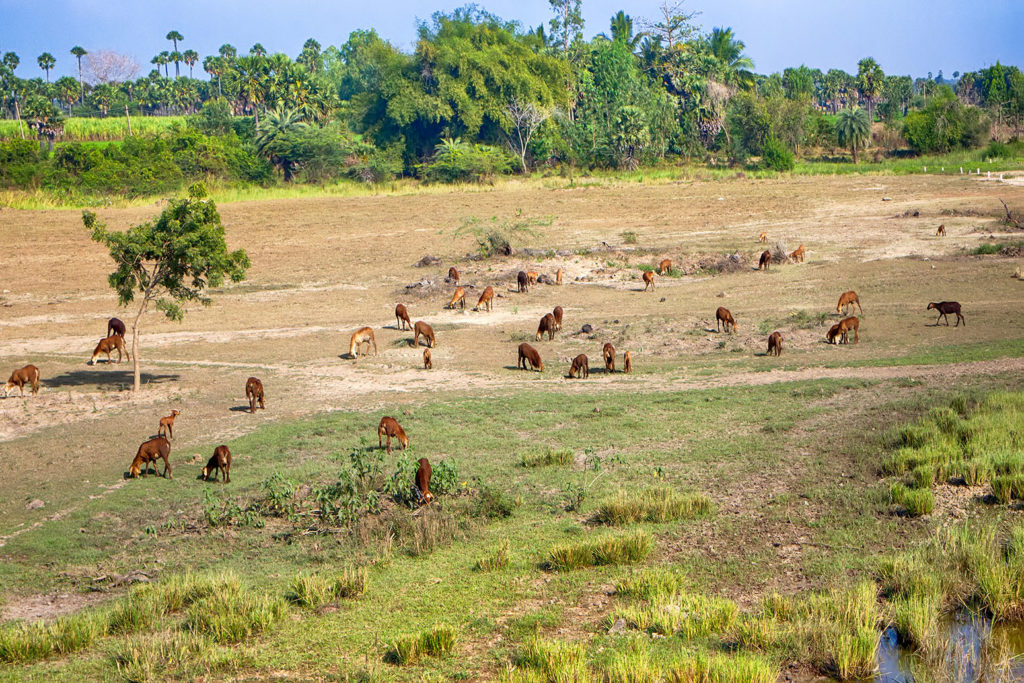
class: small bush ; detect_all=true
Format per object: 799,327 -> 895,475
972,243 -> 1002,255
546,531 -> 652,571
113,631 -> 220,682
287,572 -> 334,609
472,486 -> 516,519
596,487 -> 713,524
520,448 -> 574,468
385,624 -> 458,665
509,636 -> 590,682
474,540 -> 511,572
185,584 -> 287,644
0,621 -> 54,664
614,567 -> 686,601
332,565 -> 369,599
761,137 -> 795,172
890,483 -> 934,517
621,230 -> 639,245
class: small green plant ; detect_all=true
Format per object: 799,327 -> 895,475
621,230 -> 638,245
287,572 -> 333,609
595,487 -> 713,524
890,482 -> 934,516
519,447 -> 574,468
546,531 -> 652,571
113,631 -> 220,682
185,584 -> 287,644
614,567 -> 686,601
473,540 -> 511,572
472,486 -> 516,519
385,624 -> 458,665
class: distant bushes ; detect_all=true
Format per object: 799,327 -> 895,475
417,138 -> 514,184
902,88 -> 989,154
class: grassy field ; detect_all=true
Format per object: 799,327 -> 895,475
0,116 -> 187,143
0,172 -> 1023,680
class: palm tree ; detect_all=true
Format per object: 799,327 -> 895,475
183,50 -> 198,78
37,52 -> 56,82
70,46 -> 87,104
836,107 -> 870,164
599,11 -> 643,51
169,51 -> 183,78
250,43 -> 267,57
55,76 -> 78,114
203,55 -> 225,97
705,28 -> 754,90
255,105 -> 307,181
2,52 -> 19,72
233,55 -> 268,126
151,53 -> 168,79
856,57 -> 884,122
166,30 -> 184,77
218,44 -> 237,59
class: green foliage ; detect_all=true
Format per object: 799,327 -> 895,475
453,212 -> 550,258
471,486 -> 516,519
902,87 -> 989,153
835,107 -> 871,163
184,584 -> 287,644
519,447 -> 574,468
473,539 -> 511,572
431,459 -> 459,495
889,482 -> 934,517
546,531 -> 652,570
385,624 -> 458,665
417,137 -> 514,183
595,487 -> 714,524
760,136 -> 795,171
288,565 -> 368,608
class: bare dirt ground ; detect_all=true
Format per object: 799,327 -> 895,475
1,174 -> 1022,606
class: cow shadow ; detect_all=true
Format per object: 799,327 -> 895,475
230,405 -> 255,413
46,369 -> 179,389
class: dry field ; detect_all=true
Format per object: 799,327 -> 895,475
1,172 -> 1023,678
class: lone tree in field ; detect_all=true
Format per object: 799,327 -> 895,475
84,184 -> 249,392
836,107 -> 871,164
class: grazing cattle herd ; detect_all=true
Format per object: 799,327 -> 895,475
2,229 -> 968,505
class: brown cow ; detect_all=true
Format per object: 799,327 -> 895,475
568,354 -> 589,379
128,436 -> 172,479
202,446 -> 231,483
518,343 -> 544,372
245,377 -> 265,413
623,351 -> 633,374
758,250 -> 771,271
414,321 -> 436,348
447,287 -> 467,310
603,343 -> 615,373
3,365 -> 40,397
836,291 -> 863,316
423,348 -> 432,369
158,409 -> 180,440
349,327 -> 378,357
556,268 -> 564,286
415,458 -> 433,505
836,316 -> 860,343
474,286 -> 494,312
658,259 -> 672,275
527,271 -> 539,286
90,335 -> 129,365
759,231 -> 768,243
448,267 -> 460,284
517,271 -> 530,293
928,301 -> 965,327
107,317 -> 126,339
715,307 -> 736,333
826,323 -> 843,345
536,313 -> 557,341
378,416 -> 409,454
642,270 -> 655,291
767,331 -> 783,357
552,306 -> 563,331
789,245 -> 805,263
936,224 -> 946,237
395,304 -> 412,330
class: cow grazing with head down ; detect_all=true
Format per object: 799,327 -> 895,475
128,436 -> 172,479
789,245 -> 805,263
603,343 -> 615,372
517,271 -> 530,293
569,354 -> 589,378
658,259 -> 672,275
415,458 -> 433,505
527,271 -> 539,286
556,268 -> 564,286
936,225 -> 946,237
90,335 -> 129,365
474,286 -> 494,312
423,348 -> 432,369
245,377 -> 265,413
3,365 -> 40,397
378,416 -> 409,454
518,343 -> 544,372
107,317 -> 126,339
928,301 -> 965,327
642,270 -> 655,291
767,331 -> 783,357
758,250 -> 771,271
414,321 -> 436,348
395,304 -> 412,330
716,307 -> 736,334
202,446 -> 231,483
447,287 -> 466,309
448,267 -> 460,284
827,317 -> 860,344
836,291 -> 863,316
759,231 -> 768,243
536,313 -> 557,341
349,327 -> 378,357
623,351 -> 633,374
552,306 -> 563,331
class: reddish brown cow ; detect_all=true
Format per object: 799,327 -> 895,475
423,348 -> 432,369
447,287 -> 466,309
767,331 -> 783,356
415,458 -> 433,505
349,327 -> 378,357
90,335 -> 129,365
758,250 -> 771,271
128,436 -> 172,479
395,304 -> 412,330
552,306 -> 564,331
623,351 -> 633,374
927,301 -> 965,327
536,313 -> 557,341
837,316 -> 860,343
569,354 -> 589,379
3,365 -> 40,397
378,416 -> 409,454
836,291 -> 863,316
414,321 -> 436,348
603,343 -> 615,373
202,446 -> 231,483
245,377 -> 265,413
716,307 -> 736,333
642,270 -> 655,291
448,267 -> 460,284
158,409 -> 180,440
658,259 -> 672,275
518,343 -> 544,372
474,286 -> 495,312
107,317 -> 126,339
517,271 -> 530,293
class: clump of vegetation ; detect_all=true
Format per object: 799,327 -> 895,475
614,567 -> 687,601
385,624 -> 458,665
519,447 -> 574,468
546,531 -> 652,571
473,540 -> 512,572
595,487 -> 713,524
889,482 -> 935,516
184,583 -> 287,644
453,212 -> 552,258
287,565 -> 368,608
506,636 -> 590,682
471,486 -> 516,519
113,631 -> 222,683
620,230 -> 639,245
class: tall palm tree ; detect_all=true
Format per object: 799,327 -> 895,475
166,30 -> 184,77
705,27 -> 754,90
70,46 -> 87,104
836,107 -> 870,164
255,105 -> 307,181
151,53 -> 168,79
234,55 -> 268,126
37,52 -> 56,82
250,43 -> 267,57
2,52 -> 19,72
856,57 -> 884,122
599,11 -> 643,51
182,50 -> 198,78
169,51 -> 183,78
203,55 -> 225,97
218,44 -> 237,59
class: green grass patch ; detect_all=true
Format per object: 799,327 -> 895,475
546,531 -> 652,571
473,540 -> 511,572
595,487 -> 713,524
385,624 -> 458,665
519,447 -> 574,468
889,482 -> 935,517
184,583 -> 287,644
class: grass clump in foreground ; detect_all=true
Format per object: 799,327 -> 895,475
184,583 -> 287,644
473,539 -> 512,572
889,482 -> 935,517
546,531 -> 652,571
287,565 -> 369,608
519,447 -> 574,468
595,486 -> 713,524
385,624 -> 458,665
113,631 -> 223,683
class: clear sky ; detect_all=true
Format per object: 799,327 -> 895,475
1,0 -> 1021,81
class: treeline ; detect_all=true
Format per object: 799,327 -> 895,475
1,4 -> 1023,193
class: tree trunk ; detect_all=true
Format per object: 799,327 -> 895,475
131,300 -> 148,392
852,144 -> 858,165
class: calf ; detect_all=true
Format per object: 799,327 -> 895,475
758,250 -> 771,271
826,323 -> 843,344
202,445 -> 231,483
395,304 -> 412,330
603,343 -> 615,373
767,331 -> 783,357
552,306 -> 563,331
518,343 -> 544,372
536,313 -> 557,341
128,436 -> 172,479
378,416 -> 409,454
527,271 -> 539,286
245,377 -> 265,413
789,245 -> 805,263
3,365 -> 40,397
642,270 -> 655,291
448,267 -> 460,284
474,286 -> 494,312
623,351 -> 633,374
836,291 -> 863,316
556,268 -> 564,286
158,409 -> 180,440
90,335 -> 129,365
107,317 -> 126,339
569,354 -> 589,378
715,307 -> 736,334
349,327 -> 378,357
927,301 -> 965,327
936,224 -> 946,237
658,259 -> 672,275
517,271 -> 530,293
423,348 -> 432,369
414,458 -> 433,505
759,231 -> 768,243
447,286 -> 466,309
414,321 -> 436,348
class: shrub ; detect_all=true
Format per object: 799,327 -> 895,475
761,136 -> 795,171
546,531 -> 652,571
417,138 -> 514,184
287,572 -> 334,609
185,584 -> 287,644
432,459 -> 459,495
596,487 -> 713,525
385,624 -> 458,665
472,486 -> 516,519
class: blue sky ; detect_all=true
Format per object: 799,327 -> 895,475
1,0 -> 1021,81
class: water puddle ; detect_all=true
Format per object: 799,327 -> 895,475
875,611 -> 1024,681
